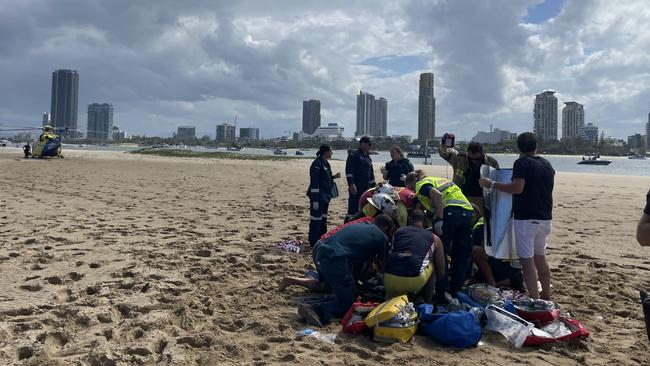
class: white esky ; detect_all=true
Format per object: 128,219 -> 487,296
0,0 -> 648,140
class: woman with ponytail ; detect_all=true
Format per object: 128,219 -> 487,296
307,144 -> 341,247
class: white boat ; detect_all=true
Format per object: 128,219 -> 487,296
628,154 -> 646,160
578,155 -> 611,165
273,147 -> 287,155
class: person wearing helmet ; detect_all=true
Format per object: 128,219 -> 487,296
405,169 -> 474,300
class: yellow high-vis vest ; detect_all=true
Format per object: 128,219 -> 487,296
415,176 -> 473,212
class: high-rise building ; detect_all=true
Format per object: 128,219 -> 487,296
42,112 -> 50,127
50,69 -> 79,137
418,73 -> 435,142
302,100 -> 321,134
239,127 -> 259,142
371,98 -> 387,137
176,126 -> 196,142
578,123 -> 599,145
216,123 -> 236,144
356,91 -> 388,137
87,103 -> 113,140
561,101 -> 584,140
533,90 -> 558,142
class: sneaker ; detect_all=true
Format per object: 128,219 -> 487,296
298,303 -> 323,327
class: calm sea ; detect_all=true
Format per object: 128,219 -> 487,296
60,144 -> 650,177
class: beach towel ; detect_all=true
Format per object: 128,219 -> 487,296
481,166 -> 517,260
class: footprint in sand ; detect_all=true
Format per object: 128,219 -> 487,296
19,284 -> 42,292
68,272 -> 84,281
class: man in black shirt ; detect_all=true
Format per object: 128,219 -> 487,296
479,132 -> 554,300
345,136 -> 376,215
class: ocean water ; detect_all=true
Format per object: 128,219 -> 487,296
58,144 -> 650,177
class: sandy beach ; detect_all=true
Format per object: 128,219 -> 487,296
0,148 -> 649,365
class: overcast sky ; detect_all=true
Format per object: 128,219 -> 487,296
1,0 -> 649,139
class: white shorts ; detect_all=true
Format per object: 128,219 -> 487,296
514,219 -> 552,259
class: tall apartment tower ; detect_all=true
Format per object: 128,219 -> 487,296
87,103 -> 114,140
561,101 -> 584,140
418,73 -> 435,142
356,91 -> 388,137
533,90 -> 558,142
50,69 -> 79,137
302,100 -> 321,134
356,91 -> 374,136
372,97 -> 387,137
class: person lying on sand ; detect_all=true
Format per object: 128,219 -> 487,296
469,216 -> 524,291
297,214 -> 395,327
279,216 -> 374,292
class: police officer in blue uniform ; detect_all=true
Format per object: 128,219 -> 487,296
345,136 -> 375,216
307,144 -> 340,247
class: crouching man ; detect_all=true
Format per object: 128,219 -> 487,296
298,214 -> 395,326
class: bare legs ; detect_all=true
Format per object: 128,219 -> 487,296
520,255 -> 551,300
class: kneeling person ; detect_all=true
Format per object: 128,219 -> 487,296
298,214 -> 395,326
383,210 -> 445,303
470,217 -> 524,291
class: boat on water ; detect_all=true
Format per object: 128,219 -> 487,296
578,155 -> 611,165
273,147 -> 287,155
294,150 -> 304,156
628,154 -> 647,160
227,146 -> 243,151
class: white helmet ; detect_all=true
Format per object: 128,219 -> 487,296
367,193 -> 397,214
376,182 -> 394,195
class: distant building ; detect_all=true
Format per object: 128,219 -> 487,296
312,122 -> 344,140
87,103 -> 113,140
177,126 -> 196,142
628,133 -> 644,152
112,126 -> 125,140
604,136 -> 625,147
391,135 -> 412,142
50,69 -> 79,137
533,90 -> 558,142
42,112 -> 50,127
239,127 -> 259,142
216,123 -> 236,144
302,100 -> 321,135
418,73 -> 435,142
561,101 -> 584,140
578,123 -> 599,145
473,128 -> 517,144
356,91 -> 388,137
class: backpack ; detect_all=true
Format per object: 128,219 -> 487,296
364,295 -> 418,343
341,302 -> 379,334
524,317 -> 589,346
419,308 -> 482,349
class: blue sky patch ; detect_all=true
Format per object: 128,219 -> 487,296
523,0 -> 565,24
359,54 -> 430,77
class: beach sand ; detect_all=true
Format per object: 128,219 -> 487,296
0,148 -> 649,365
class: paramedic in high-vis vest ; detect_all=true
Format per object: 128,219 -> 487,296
405,170 -> 474,299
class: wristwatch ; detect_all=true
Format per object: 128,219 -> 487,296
490,181 -> 496,189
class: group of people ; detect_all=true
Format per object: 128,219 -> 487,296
289,132 -> 557,326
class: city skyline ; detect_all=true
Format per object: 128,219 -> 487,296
0,1 -> 649,140
87,103 -> 113,140
50,69 -> 79,138
356,91 -> 387,137
301,100 -> 321,135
